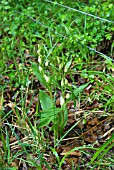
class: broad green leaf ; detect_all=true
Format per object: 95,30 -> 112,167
39,117 -> 53,128
39,108 -> 61,127
40,107 -> 61,118
39,90 -> 53,110
31,62 -> 48,89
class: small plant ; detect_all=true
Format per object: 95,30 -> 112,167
0,0 -> 114,169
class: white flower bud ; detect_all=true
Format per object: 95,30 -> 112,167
37,49 -> 40,54
44,75 -> 50,82
64,65 -> 68,72
39,66 -> 43,72
45,60 -> 49,66
38,55 -> 42,64
64,78 -> 68,85
59,63 -> 63,70
37,45 -> 41,54
60,96 -> 64,106
57,57 -> 60,64
66,93 -> 70,99
61,78 -> 64,86
18,63 -> 23,70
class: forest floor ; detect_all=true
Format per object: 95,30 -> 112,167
0,0 -> 114,169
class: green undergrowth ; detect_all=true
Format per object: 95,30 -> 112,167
0,0 -> 114,169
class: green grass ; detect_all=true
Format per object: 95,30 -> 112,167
0,0 -> 114,169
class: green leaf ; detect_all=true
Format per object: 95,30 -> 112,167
39,90 -> 61,127
98,142 -> 114,160
40,108 -> 61,118
63,108 -> 68,127
51,147 -> 60,164
39,90 -> 53,110
31,62 -> 48,89
88,134 -> 114,166
73,82 -> 89,96
5,127 -> 10,164
39,108 -> 61,128
64,58 -> 72,72
39,116 -> 53,128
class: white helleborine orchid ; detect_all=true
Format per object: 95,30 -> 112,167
37,49 -> 40,54
59,63 -> 63,70
45,60 -> 49,66
57,57 -> 60,64
66,93 -> 70,99
37,44 -> 41,54
39,66 -> 43,72
38,55 -> 42,64
61,78 -> 68,86
61,78 -> 64,86
44,75 -> 50,82
64,78 -> 68,85
64,66 -> 68,72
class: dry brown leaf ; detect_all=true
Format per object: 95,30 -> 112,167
87,117 -> 99,126
60,148 -> 81,157
65,157 -> 78,167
